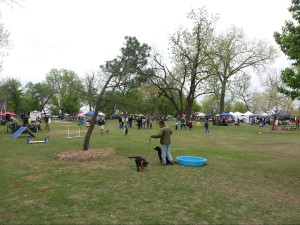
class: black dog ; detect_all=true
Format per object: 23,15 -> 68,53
153,146 -> 174,164
128,156 -> 149,171
124,126 -> 128,135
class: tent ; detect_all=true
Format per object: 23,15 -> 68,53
244,111 -> 253,123
219,113 -> 232,117
196,112 -> 205,118
234,111 -> 242,116
231,111 -> 246,122
251,112 -> 269,118
83,111 -> 95,116
249,112 -> 270,124
76,112 -> 84,117
83,111 -> 96,122
0,112 -> 17,117
244,111 -> 253,115
83,111 -> 105,119
277,112 -> 291,120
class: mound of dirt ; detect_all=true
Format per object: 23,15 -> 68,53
55,148 -> 116,162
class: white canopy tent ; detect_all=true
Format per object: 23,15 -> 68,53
231,111 -> 246,122
196,112 -> 205,118
243,111 -> 253,123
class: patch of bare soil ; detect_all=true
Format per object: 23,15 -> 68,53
25,174 -> 48,180
261,130 -> 288,134
55,148 -> 116,162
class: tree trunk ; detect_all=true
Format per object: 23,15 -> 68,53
82,74 -> 114,151
82,105 -> 99,150
219,81 -> 227,114
185,100 -> 193,124
185,72 -> 197,123
82,92 -> 104,150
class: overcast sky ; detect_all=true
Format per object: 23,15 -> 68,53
0,0 -> 293,85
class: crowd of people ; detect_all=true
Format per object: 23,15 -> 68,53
5,112 -> 50,132
80,113 -> 300,137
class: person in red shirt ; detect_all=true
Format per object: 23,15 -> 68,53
296,116 -> 300,130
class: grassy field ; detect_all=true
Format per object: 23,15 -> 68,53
0,120 -> 299,225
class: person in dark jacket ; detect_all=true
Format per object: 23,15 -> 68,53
44,115 -> 50,130
204,119 -> 209,133
97,117 -> 106,134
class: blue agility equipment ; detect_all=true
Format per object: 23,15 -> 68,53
11,126 -> 35,138
27,136 -> 49,144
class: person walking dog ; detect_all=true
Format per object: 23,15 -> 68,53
150,120 -> 174,165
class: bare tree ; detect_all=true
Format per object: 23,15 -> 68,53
148,50 -> 184,115
82,70 -> 117,150
229,72 -> 252,111
148,8 -> 218,121
82,71 -> 100,111
251,68 -> 293,130
210,26 -> 278,113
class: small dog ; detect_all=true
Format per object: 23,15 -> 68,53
124,126 -> 128,135
154,146 -> 176,165
128,156 -> 148,171
106,129 -> 109,134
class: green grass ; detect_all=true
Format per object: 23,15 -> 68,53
0,121 -> 299,224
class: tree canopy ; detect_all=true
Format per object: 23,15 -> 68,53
46,68 -> 84,116
274,0 -> 300,100
82,36 -> 153,150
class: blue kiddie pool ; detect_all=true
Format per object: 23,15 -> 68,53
176,156 -> 207,167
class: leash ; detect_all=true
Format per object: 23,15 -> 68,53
145,138 -> 151,160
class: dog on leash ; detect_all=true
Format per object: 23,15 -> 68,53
128,156 -> 149,171
153,146 -> 176,165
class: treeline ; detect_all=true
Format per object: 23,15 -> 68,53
1,6 -> 298,120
